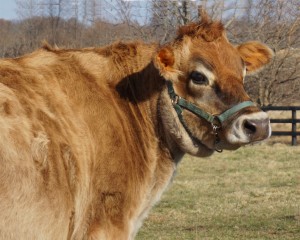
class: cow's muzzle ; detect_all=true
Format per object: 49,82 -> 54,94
243,118 -> 271,142
225,111 -> 271,145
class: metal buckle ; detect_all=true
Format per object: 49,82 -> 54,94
215,148 -> 223,153
171,95 -> 179,105
212,123 -> 220,132
211,121 -> 223,153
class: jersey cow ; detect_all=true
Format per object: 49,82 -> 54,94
0,13 -> 273,240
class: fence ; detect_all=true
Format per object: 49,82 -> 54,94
262,106 -> 300,146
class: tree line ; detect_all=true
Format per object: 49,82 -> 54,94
0,0 -> 299,106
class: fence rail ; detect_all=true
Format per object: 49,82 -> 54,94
262,106 -> 300,146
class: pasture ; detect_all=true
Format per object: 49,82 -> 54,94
137,144 -> 300,240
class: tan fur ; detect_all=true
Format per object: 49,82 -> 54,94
0,15 -> 273,240
237,41 -> 274,73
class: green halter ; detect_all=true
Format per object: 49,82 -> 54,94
166,81 -> 255,152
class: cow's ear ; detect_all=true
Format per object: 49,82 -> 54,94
237,41 -> 274,73
157,47 -> 175,69
155,47 -> 179,80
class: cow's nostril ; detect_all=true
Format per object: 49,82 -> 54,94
243,120 -> 257,135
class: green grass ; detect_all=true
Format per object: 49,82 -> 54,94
136,143 -> 300,240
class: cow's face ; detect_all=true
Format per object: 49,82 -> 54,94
155,16 -> 273,157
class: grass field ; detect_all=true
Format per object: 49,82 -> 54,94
136,143 -> 300,240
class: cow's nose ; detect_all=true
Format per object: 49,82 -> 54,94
242,118 -> 270,142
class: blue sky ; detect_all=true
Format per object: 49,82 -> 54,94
0,0 -> 246,22
0,1 -> 17,20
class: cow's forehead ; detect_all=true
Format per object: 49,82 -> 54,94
189,37 -> 244,78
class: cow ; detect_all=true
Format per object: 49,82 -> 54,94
0,12 -> 273,240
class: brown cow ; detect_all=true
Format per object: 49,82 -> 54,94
0,13 -> 272,240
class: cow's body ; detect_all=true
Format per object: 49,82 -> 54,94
0,42 -> 172,239
0,13 -> 273,240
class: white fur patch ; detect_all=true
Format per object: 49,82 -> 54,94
194,64 -> 215,86
242,66 -> 247,82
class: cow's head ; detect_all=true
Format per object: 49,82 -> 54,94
155,12 -> 273,157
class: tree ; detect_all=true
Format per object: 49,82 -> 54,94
44,0 -> 64,44
7,0 -> 300,106
15,0 -> 43,19
82,0 -> 102,25
236,0 -> 300,105
150,0 -> 197,43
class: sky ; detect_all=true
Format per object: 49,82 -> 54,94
0,0 -> 246,22
0,0 -> 18,20
0,0 -> 198,21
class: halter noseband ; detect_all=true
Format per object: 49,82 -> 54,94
166,81 -> 255,152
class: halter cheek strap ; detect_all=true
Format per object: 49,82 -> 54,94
166,81 -> 255,152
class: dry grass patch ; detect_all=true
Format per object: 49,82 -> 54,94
137,144 -> 300,240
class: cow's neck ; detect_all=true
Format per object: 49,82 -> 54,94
157,88 -> 186,163
125,65 -> 186,164
104,41 -> 185,163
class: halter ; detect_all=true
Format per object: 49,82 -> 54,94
166,81 -> 255,152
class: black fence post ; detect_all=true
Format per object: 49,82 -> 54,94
292,109 -> 297,146
262,106 -> 300,146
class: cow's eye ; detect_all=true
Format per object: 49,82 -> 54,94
190,71 -> 208,85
